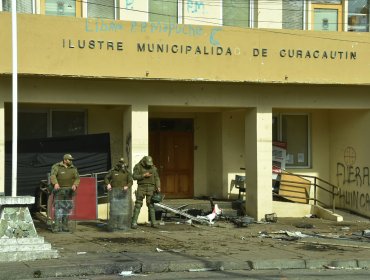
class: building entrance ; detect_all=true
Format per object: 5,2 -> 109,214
149,119 -> 194,198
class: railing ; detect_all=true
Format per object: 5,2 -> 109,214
274,168 -> 339,213
37,171 -> 109,216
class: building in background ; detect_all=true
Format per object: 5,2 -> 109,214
1,0 -> 370,221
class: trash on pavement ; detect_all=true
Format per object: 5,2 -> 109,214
265,213 -> 277,223
259,230 -> 309,241
188,268 -> 217,272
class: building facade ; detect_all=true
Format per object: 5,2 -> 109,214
1,0 -> 370,221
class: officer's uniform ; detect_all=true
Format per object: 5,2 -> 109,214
104,158 -> 133,231
50,154 -> 80,232
131,156 -> 160,229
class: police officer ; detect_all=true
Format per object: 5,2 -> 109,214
50,154 -> 80,233
104,157 -> 133,231
131,156 -> 161,229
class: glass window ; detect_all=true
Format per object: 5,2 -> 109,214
313,8 -> 339,31
45,0 -> 76,17
19,112 -> 48,139
2,0 -> 33,13
223,0 -> 250,28
281,114 -> 310,168
273,113 -> 310,168
149,0 -> 177,23
282,0 -> 304,30
87,0 -> 115,19
52,111 -> 86,137
348,0 -> 369,32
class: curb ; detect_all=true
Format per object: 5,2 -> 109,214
0,257 -> 369,279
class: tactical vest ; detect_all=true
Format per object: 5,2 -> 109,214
56,166 -> 77,188
110,170 -> 131,188
137,165 -> 157,185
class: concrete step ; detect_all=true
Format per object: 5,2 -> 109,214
0,242 -> 52,252
0,237 -> 45,245
0,249 -> 59,262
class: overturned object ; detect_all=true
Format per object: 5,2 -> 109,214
154,202 -> 218,225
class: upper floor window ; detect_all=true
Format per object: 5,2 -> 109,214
2,0 -> 33,13
87,0 -> 115,19
223,0 -> 250,28
41,0 -> 81,17
19,109 -> 87,140
282,0 -> 304,30
149,0 -> 177,23
348,0 -> 369,32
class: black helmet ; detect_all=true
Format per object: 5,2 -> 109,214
151,192 -> 163,203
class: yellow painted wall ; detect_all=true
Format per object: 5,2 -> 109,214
1,13 -> 370,84
330,109 -> 370,217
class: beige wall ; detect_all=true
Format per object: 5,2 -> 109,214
330,109 -> 370,217
221,110 -> 246,198
0,99 -> 4,194
88,106 -> 124,164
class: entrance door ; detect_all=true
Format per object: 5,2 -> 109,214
312,3 -> 343,31
149,119 -> 194,198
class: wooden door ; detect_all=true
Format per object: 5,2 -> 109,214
149,119 -> 194,198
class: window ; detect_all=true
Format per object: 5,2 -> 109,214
282,0 -> 304,30
19,111 -> 48,139
87,0 -> 115,19
41,0 -> 81,17
52,111 -> 86,137
223,0 -> 250,28
273,113 -> 310,168
348,0 -> 369,32
18,110 -> 86,140
311,0 -> 343,31
149,0 -> 177,23
2,0 -> 33,13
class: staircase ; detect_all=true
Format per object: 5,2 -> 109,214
0,236 -> 58,262
0,196 -> 59,262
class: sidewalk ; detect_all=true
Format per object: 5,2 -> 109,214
1,212 -> 370,279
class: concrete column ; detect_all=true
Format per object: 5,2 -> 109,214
244,106 -> 273,220
0,100 -> 4,195
124,105 -> 149,224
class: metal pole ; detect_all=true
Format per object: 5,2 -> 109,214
11,0 -> 18,197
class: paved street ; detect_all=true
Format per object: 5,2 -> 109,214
1,207 -> 370,279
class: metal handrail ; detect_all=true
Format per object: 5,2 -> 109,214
275,167 -> 339,212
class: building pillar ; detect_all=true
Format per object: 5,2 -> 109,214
124,105 -> 149,224
0,100 -> 4,195
244,106 -> 273,220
